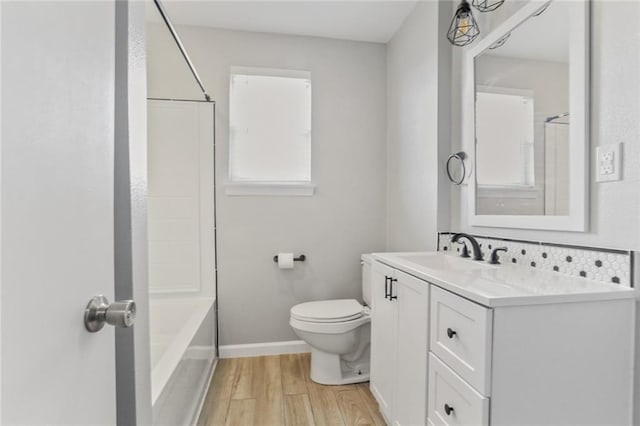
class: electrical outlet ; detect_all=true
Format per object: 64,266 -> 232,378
596,143 -> 622,182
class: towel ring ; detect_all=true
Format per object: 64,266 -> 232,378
446,152 -> 467,185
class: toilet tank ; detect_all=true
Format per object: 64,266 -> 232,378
361,254 -> 374,306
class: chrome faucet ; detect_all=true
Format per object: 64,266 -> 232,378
450,233 -> 484,261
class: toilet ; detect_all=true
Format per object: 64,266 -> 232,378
289,255 -> 372,385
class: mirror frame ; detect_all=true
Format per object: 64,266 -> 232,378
464,0 -> 590,231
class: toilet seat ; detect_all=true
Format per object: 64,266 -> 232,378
291,299 -> 363,323
290,305 -> 371,335
290,312 -> 370,335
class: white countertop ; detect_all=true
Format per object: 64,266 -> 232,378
372,252 -> 637,307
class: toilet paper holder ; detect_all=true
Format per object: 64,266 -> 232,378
273,254 -> 306,263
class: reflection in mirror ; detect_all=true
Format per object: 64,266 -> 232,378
474,1 -> 569,216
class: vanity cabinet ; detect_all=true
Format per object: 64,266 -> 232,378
427,285 -> 635,426
370,261 -> 429,426
370,255 -> 635,426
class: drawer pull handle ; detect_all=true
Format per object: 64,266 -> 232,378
389,278 -> 398,300
384,276 -> 390,299
444,404 -> 454,415
446,328 -> 457,339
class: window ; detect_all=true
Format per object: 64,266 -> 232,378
476,89 -> 535,187
227,66 -> 313,196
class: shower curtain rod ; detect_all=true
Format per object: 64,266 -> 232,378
153,0 -> 211,102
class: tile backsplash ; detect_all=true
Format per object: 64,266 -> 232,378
438,232 -> 634,288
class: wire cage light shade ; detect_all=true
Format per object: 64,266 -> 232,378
447,0 -> 480,47
472,0 -> 505,12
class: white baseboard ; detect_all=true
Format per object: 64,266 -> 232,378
219,340 -> 310,358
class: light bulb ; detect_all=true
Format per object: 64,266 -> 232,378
457,14 -> 472,37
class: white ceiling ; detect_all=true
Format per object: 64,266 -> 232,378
146,1 -> 419,43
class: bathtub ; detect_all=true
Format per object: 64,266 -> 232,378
149,297 -> 216,414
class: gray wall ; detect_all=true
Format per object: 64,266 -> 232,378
147,24 -> 387,345
385,1 -> 452,251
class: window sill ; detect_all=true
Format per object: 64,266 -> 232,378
225,182 -> 316,196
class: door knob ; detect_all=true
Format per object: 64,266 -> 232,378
84,295 -> 136,332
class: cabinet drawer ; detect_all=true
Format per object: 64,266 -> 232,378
428,353 -> 489,426
430,286 -> 492,395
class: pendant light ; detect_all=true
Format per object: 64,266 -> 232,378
472,0 -> 505,13
447,0 -> 480,47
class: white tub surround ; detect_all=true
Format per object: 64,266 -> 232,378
147,96 -> 217,424
149,297 -> 215,405
369,251 -> 636,425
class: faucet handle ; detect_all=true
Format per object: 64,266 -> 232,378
460,243 -> 470,258
452,239 -> 470,258
450,233 -> 484,261
489,247 -> 508,264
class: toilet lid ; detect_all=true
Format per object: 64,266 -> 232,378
291,299 -> 363,323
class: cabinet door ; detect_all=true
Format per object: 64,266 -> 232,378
370,262 -> 396,420
392,271 -> 430,426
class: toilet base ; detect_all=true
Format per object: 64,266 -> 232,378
309,348 -> 370,385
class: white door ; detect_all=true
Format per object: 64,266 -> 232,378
1,1 -> 149,424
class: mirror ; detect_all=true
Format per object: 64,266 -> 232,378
465,0 -> 589,231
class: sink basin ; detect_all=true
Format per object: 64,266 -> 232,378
394,253 -> 495,272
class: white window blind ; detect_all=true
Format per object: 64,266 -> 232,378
229,67 -> 312,185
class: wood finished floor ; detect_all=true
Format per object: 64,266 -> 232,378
197,353 -> 386,426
